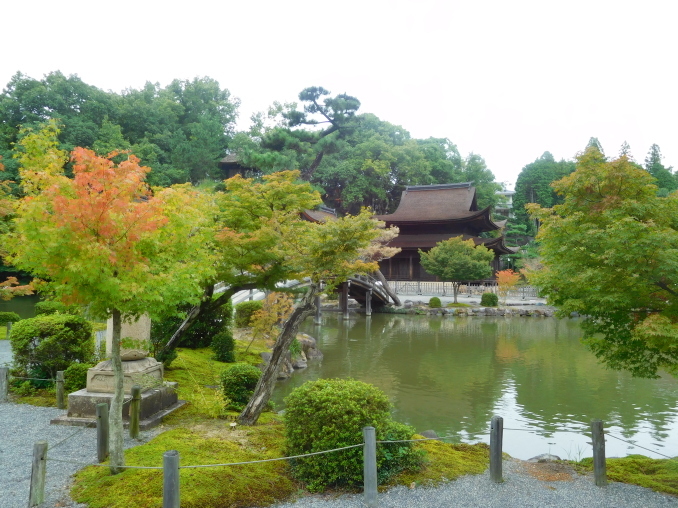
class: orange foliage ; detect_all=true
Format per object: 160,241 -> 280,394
496,269 -> 521,302
48,148 -> 167,266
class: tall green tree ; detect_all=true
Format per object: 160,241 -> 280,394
644,144 -> 677,194
8,130 -> 214,472
460,153 -> 502,209
513,152 -> 576,234
528,145 -> 678,378
419,237 -> 494,303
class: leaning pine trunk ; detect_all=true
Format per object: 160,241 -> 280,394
238,283 -> 319,426
109,309 -> 125,474
374,270 -> 401,307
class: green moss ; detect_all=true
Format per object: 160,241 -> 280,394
446,302 -> 472,308
162,340 -> 271,423
392,439 -> 489,487
577,455 -> 678,496
71,423 -> 295,508
13,387 -> 57,407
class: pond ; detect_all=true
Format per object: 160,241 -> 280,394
271,313 -> 678,461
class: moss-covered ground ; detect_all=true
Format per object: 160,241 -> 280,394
577,455 -> 678,496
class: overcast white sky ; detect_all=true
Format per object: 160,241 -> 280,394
3,0 -> 676,188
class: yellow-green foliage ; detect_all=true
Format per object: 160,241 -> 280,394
393,439 -> 489,486
578,455 -> 678,496
71,423 -> 295,508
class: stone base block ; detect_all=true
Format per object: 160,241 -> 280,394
86,358 -> 163,394
50,384 -> 181,429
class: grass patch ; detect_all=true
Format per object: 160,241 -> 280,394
71,418 -> 295,508
446,302 -> 472,308
11,387 -> 57,406
391,439 -> 489,487
577,455 -> 678,496
161,335 -> 272,424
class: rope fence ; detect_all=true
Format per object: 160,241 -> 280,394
27,415 -> 677,508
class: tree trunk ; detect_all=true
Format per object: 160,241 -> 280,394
109,309 -> 125,474
161,283 -> 256,354
453,283 -> 459,304
373,270 -> 401,306
238,283 -> 319,426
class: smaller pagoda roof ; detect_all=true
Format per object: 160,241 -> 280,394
301,205 -> 337,223
388,233 -> 519,255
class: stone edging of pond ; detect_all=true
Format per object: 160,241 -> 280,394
376,306 -> 556,317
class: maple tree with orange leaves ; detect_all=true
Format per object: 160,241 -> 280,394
8,132 -> 214,473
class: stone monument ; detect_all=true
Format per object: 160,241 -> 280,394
51,317 -> 184,428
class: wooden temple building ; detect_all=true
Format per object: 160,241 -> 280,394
374,183 -> 517,281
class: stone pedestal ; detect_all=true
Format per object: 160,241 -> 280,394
50,356 -> 184,429
87,357 -> 163,394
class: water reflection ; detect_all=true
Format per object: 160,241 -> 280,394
273,313 -> 678,460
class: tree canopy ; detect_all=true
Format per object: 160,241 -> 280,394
0,72 -> 238,187
419,237 -> 494,303
528,145 -> 678,378
229,87 -> 502,215
512,152 -> 576,235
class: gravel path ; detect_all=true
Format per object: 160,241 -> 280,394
272,460 -> 678,508
0,402 -> 161,508
2,402 -> 676,508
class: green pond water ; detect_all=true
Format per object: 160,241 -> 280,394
271,313 -> 678,461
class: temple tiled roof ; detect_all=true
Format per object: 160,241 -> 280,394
374,183 -> 479,223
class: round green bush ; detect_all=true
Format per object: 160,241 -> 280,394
480,292 -> 499,307
221,364 -> 261,411
0,311 -> 20,325
63,362 -> 93,393
234,300 -> 263,327
211,329 -> 235,363
284,379 -> 424,492
10,314 -> 94,378
428,297 -> 442,308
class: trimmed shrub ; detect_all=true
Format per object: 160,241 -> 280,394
0,311 -> 20,325
211,329 -> 235,363
34,301 -> 80,316
64,362 -> 93,393
234,300 -> 263,327
284,379 -> 424,491
10,314 -> 94,378
428,297 -> 442,308
480,292 -> 498,307
221,364 -> 261,411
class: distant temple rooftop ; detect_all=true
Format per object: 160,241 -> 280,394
375,183 -> 517,281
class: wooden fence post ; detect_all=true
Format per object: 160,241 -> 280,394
363,426 -> 378,507
490,415 -> 503,483
6,321 -> 11,340
130,385 -> 141,439
591,419 -> 607,486
28,441 -> 48,507
0,366 -> 8,403
56,371 -> 65,409
163,450 -> 180,508
96,403 -> 109,462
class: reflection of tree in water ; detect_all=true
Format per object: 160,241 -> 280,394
293,314 -> 678,447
